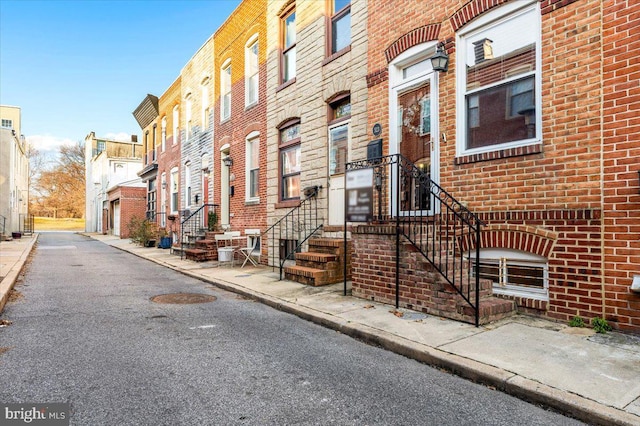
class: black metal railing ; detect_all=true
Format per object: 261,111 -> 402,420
179,204 -> 218,259
263,186 -> 322,279
346,154 -> 483,326
20,214 -> 34,235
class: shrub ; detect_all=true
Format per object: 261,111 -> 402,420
592,317 -> 612,334
127,216 -> 154,247
569,316 -> 585,328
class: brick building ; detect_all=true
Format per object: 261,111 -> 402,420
359,0 -> 640,332
133,77 -> 183,243
106,179 -> 146,238
212,0 -> 267,234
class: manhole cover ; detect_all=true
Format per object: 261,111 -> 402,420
151,293 -> 217,304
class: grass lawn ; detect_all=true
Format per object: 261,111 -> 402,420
34,217 -> 85,231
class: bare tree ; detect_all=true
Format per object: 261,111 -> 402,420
34,142 -> 85,218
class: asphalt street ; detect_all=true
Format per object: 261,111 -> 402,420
0,233 -> 585,425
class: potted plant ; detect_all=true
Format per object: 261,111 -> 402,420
208,211 -> 219,231
157,227 -> 172,249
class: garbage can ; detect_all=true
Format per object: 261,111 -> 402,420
217,247 -> 234,264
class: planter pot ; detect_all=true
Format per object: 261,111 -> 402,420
218,247 -> 234,262
11,232 -> 21,239
159,236 -> 172,249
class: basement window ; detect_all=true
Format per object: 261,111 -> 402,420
469,248 -> 548,301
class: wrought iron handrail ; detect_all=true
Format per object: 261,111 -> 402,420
346,154 -> 484,326
179,204 -> 219,259
263,186 -> 322,279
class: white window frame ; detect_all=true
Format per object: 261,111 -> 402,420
184,161 -> 192,209
1,119 -> 12,129
172,105 -> 179,145
221,60 -> 232,121
201,77 -> 210,130
161,117 -> 166,152
245,35 -> 259,107
455,0 -> 541,157
281,9 -> 296,83
470,248 -> 549,301
160,172 -> 167,227
170,167 -> 179,213
185,93 -> 193,141
245,131 -> 260,202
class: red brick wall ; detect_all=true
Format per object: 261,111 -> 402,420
366,0 -> 640,332
213,0 -> 267,233
108,186 -> 146,239
602,0 -> 640,332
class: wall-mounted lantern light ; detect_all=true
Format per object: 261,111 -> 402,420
430,42 -> 449,73
222,156 -> 233,167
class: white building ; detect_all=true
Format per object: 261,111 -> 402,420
0,105 -> 29,238
84,132 -> 142,233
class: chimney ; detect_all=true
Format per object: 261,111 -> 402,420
473,38 -> 494,64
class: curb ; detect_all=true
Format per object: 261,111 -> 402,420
107,239 -> 638,426
0,234 -> 38,314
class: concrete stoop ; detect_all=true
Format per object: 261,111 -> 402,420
284,238 -> 351,286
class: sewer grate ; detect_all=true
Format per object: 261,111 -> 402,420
150,293 -> 217,304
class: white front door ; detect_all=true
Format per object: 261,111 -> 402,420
220,149 -> 230,228
328,122 -> 350,226
390,48 -> 440,216
113,201 -> 120,237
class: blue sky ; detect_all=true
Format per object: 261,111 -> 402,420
0,0 -> 241,156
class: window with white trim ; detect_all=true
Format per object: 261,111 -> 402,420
246,37 -> 259,106
470,248 -> 548,300
281,8 -> 296,83
278,120 -> 301,201
172,105 -> 179,145
221,61 -> 231,121
246,132 -> 260,201
170,167 -> 179,213
161,117 -> 166,152
201,78 -> 210,130
185,93 -> 193,141
1,119 -> 12,129
160,172 -> 167,227
184,161 -> 192,209
457,1 -> 540,156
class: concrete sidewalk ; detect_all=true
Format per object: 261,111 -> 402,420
2,233 -> 639,425
0,234 -> 38,313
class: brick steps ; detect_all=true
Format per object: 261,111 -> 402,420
284,238 -> 351,287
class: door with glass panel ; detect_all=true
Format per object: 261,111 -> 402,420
392,63 -> 439,216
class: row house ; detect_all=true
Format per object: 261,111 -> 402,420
212,0 -> 267,236
133,0 -> 639,333
357,0 -> 640,332
133,76 -> 182,242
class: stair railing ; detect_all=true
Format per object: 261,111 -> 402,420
346,154 -> 483,326
179,204 -> 219,259
263,186 -> 322,279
